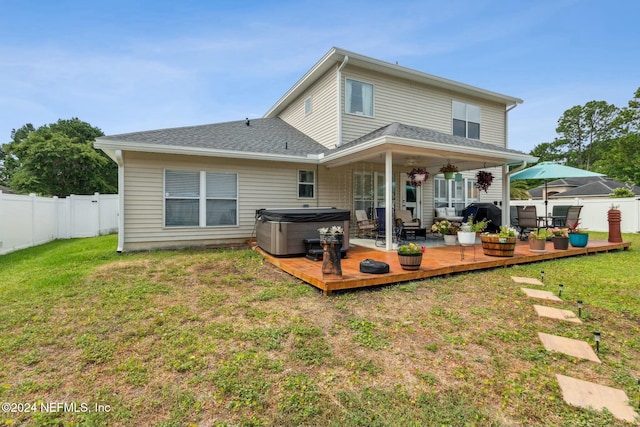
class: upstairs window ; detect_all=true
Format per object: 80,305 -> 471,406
346,79 -> 373,116
298,170 -> 315,198
453,101 -> 480,139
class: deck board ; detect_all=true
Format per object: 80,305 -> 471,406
258,239 -> 631,295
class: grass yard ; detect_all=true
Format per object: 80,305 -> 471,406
1,233 -> 639,426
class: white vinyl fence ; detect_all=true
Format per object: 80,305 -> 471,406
511,197 -> 640,233
0,192 -> 118,255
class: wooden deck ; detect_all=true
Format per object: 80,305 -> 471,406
258,239 -> 631,295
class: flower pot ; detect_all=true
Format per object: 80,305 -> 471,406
569,233 -> 589,248
529,238 -> 547,253
481,236 -> 516,257
457,231 -> 476,246
443,171 -> 454,180
443,234 -> 457,246
608,209 -> 622,243
398,253 -> 423,270
552,236 -> 569,250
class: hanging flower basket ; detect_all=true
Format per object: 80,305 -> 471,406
439,162 -> 458,180
475,171 -> 494,193
407,168 -> 429,187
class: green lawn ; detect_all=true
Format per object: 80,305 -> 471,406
1,233 -> 639,426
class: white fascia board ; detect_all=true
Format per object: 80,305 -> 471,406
94,140 -> 320,164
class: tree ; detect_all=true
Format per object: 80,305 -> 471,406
3,118 -> 116,196
554,100 -> 619,170
594,87 -> 640,186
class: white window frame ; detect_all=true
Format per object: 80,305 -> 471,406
345,78 -> 374,117
297,169 -> 315,199
452,101 -> 481,139
164,170 -> 238,228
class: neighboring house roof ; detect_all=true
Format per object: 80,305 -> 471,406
95,118 -> 327,163
265,47 -> 523,118
0,185 -> 15,194
529,177 -> 640,199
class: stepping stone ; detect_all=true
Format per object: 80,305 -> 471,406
511,276 -> 544,286
538,332 -> 601,363
522,288 -> 562,302
556,374 -> 638,423
533,305 -> 582,323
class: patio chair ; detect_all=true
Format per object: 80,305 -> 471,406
375,208 -> 402,247
551,205 -> 571,227
564,206 -> 583,229
355,209 -> 376,238
395,209 -> 421,240
515,205 -> 538,240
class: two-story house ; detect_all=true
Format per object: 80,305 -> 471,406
95,47 -> 536,252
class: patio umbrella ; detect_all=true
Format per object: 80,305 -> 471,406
510,161 -> 604,220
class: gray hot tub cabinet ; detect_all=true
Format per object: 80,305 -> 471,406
256,208 -> 350,256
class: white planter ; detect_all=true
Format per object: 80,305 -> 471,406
443,234 -> 457,245
457,231 -> 476,246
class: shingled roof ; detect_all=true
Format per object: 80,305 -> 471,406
97,118 -> 327,157
528,177 -> 640,198
336,122 -> 529,157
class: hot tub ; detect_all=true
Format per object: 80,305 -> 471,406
256,208 -> 350,256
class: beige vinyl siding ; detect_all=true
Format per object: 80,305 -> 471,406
341,65 -> 507,147
477,166 -> 504,204
122,151 -> 324,251
278,67 -> 338,149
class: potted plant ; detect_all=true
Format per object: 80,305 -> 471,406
568,221 -> 589,247
551,227 -> 569,250
457,214 -> 489,246
431,220 -> 458,245
481,226 -> 517,257
407,167 -> 429,187
475,171 -> 494,193
397,242 -> 425,270
318,226 -> 344,278
439,162 -> 459,180
529,228 -> 550,252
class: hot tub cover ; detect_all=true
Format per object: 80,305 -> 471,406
258,208 -> 350,223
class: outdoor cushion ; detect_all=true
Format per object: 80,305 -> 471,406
436,208 -> 447,217
445,207 -> 456,217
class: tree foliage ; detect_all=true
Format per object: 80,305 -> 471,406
1,118 -> 116,196
529,88 -> 640,186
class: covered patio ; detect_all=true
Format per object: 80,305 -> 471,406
258,238 -> 631,295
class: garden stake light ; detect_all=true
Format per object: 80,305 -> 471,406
558,283 -> 563,297
541,271 -> 545,283
593,331 -> 601,353
577,300 -> 583,318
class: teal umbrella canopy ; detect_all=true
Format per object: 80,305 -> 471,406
510,162 -> 604,180
510,162 -> 605,222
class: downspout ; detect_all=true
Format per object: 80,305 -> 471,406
502,102 -> 523,226
115,150 -> 125,253
336,55 -> 349,148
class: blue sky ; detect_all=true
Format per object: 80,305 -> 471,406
1,0 -> 638,153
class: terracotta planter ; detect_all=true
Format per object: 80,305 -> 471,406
398,253 -> 423,270
608,209 -> 622,243
481,236 -> 516,257
552,236 -> 569,250
529,238 -> 547,253
569,233 -> 589,247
